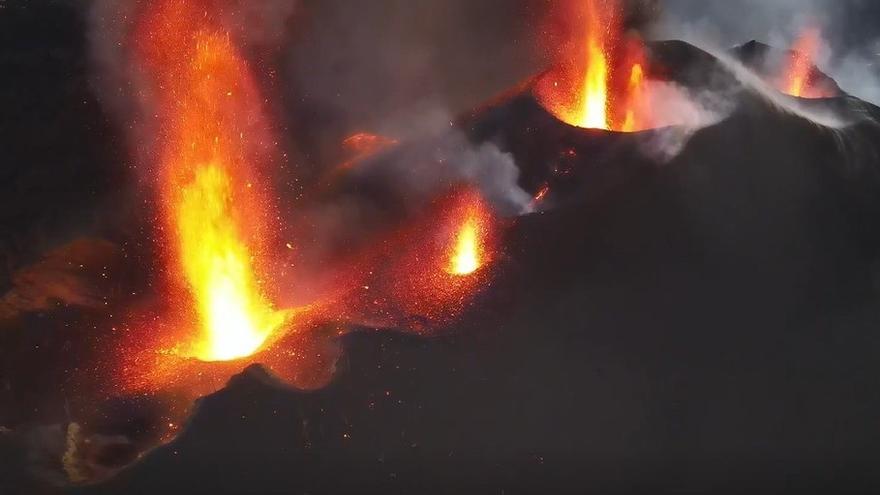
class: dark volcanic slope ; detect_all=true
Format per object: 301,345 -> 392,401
65,43 -> 880,495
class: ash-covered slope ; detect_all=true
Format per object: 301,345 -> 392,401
67,40 -> 880,494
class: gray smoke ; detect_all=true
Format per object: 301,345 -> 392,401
367,115 -> 533,216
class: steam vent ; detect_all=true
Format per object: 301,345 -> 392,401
3,1 -> 880,493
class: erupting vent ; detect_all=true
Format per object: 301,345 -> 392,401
535,0 -> 652,132
778,26 -> 834,99
448,211 -> 484,276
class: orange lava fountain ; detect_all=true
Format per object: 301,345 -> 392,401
577,0 -> 612,129
621,63 -> 644,132
136,0 -> 289,362
536,0 -> 651,131
448,213 -> 483,276
780,26 -> 827,98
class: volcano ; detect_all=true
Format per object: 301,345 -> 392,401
4,1 -> 880,494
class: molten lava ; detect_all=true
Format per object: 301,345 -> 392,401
136,1 -> 288,362
343,188 -> 499,331
621,63 -> 644,132
780,26 -> 829,98
176,165 -> 287,361
577,0 -> 612,129
536,0 -> 651,131
530,183 -> 551,210
448,214 -> 482,276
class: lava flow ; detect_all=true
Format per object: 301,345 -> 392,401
135,0 -> 289,362
779,26 -> 831,98
536,0 -> 651,131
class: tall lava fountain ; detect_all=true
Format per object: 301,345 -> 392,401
135,0 -> 289,362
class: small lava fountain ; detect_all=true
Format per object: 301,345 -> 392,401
778,26 -> 835,99
448,213 -> 483,276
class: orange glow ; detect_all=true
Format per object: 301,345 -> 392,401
536,0 -> 651,132
529,183 -> 551,210
621,63 -> 644,132
341,189 -> 500,331
136,1 -> 288,362
175,165 -> 288,361
780,26 -> 831,98
448,214 -> 482,276
577,0 -> 611,129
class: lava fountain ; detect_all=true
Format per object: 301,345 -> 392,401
779,26 -> 831,99
340,188 -> 499,331
535,0 -> 651,131
135,0 -> 289,362
448,211 -> 484,276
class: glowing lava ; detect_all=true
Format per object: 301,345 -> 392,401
346,188 -> 499,330
448,215 -> 482,276
577,0 -> 612,129
621,63 -> 644,132
137,1 -> 288,362
784,27 -> 821,97
176,165 -> 287,361
536,0 -> 650,131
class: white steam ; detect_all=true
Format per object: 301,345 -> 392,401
636,79 -> 734,161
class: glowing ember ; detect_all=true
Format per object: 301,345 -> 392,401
781,26 -> 825,98
137,1 -> 288,362
448,215 -> 482,276
536,0 -> 650,131
342,132 -> 399,157
326,132 -> 400,180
